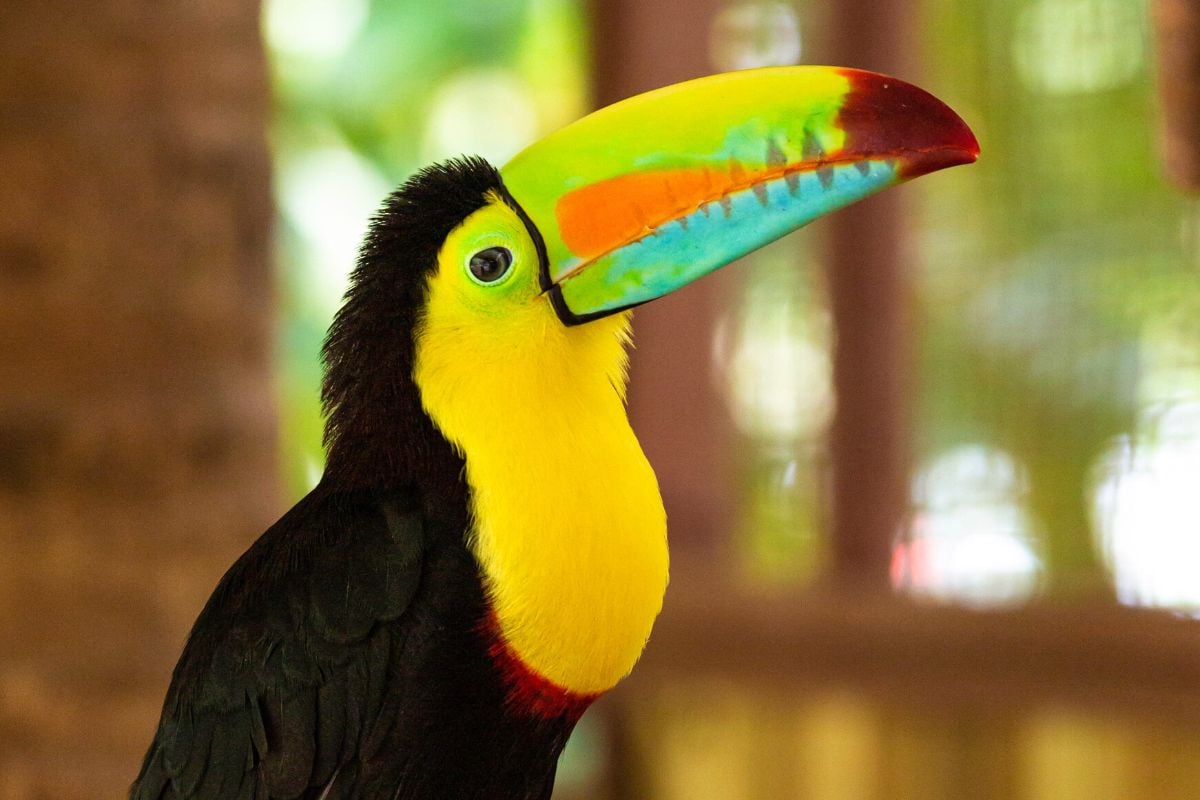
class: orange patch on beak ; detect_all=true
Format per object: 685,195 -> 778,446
555,162 -> 806,265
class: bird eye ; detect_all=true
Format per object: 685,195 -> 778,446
468,247 -> 513,284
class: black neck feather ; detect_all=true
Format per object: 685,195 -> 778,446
319,156 -> 502,504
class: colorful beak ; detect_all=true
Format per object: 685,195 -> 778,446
500,66 -> 978,324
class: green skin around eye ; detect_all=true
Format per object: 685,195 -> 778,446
442,202 -> 541,315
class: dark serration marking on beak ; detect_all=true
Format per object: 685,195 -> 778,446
855,161 -> 872,177
802,129 -> 825,161
718,195 -> 734,217
766,138 -> 787,167
677,215 -> 689,230
762,140 -> 786,203
785,171 -> 800,195
801,128 -> 836,189
752,181 -> 770,207
728,156 -> 747,185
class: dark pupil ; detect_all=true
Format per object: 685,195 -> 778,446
469,247 -> 513,283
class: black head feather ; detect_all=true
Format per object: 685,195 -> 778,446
320,156 -> 503,497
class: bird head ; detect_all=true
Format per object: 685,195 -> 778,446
322,66 -> 978,488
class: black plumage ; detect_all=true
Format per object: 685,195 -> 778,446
131,159 -> 579,799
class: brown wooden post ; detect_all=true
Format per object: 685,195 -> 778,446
822,4 -> 918,590
1153,0 -> 1200,191
586,3 -> 728,798
0,3 -> 276,796
590,0 -> 733,561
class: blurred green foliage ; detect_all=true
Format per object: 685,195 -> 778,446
915,0 -> 1200,601
728,0 -> 1200,607
267,0 -> 588,497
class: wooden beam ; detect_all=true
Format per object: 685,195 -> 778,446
628,581 -> 1200,723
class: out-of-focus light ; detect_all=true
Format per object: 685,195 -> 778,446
723,301 -> 832,442
304,456 -> 323,492
421,69 -> 539,167
709,2 -> 802,72
897,444 -> 1041,606
277,144 -> 391,312
1013,0 -> 1144,96
264,0 -> 368,62
1095,402 -> 1200,611
780,458 -> 798,489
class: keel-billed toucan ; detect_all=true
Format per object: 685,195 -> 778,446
132,67 -> 976,799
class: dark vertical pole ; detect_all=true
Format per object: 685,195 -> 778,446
824,5 -> 917,589
587,3 -> 727,799
590,0 -> 732,560
1153,0 -> 1200,191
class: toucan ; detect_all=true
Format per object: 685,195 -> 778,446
131,66 -> 977,799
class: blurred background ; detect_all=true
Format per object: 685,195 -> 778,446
3,0 -> 1200,797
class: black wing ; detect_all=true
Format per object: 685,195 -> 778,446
131,486 -> 427,799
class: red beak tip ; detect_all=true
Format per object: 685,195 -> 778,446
838,69 -> 980,179
899,142 -> 979,179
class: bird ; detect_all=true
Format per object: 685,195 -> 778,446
131,66 -> 977,799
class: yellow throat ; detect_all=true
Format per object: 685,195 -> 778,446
413,200 -> 669,696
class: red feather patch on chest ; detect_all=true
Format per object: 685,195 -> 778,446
481,611 -> 599,721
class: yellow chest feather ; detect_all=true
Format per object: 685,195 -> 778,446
467,401 -> 668,694
414,303 -> 669,695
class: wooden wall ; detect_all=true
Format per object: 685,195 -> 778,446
0,3 -> 278,796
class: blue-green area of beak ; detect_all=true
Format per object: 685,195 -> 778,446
552,159 -> 898,322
